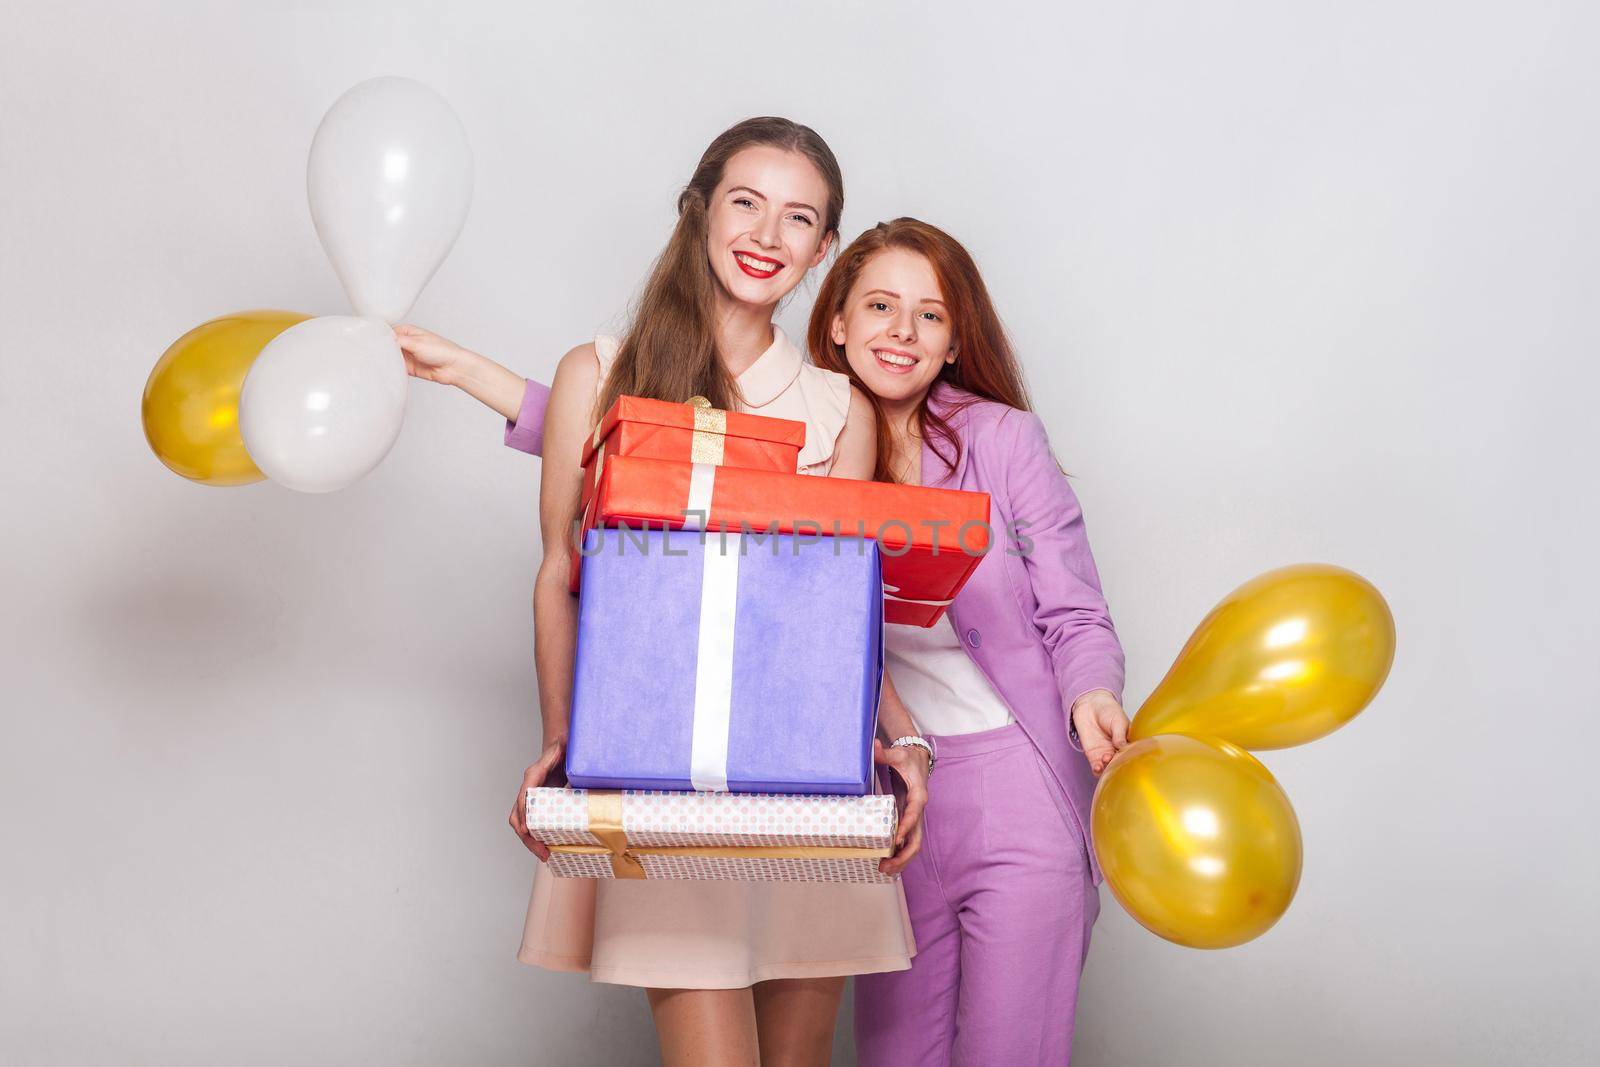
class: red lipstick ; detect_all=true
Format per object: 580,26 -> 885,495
734,251 -> 784,278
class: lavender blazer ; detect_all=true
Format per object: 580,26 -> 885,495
502,379 -> 1126,879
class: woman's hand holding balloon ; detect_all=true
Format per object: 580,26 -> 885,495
1071,689 -> 1130,775
508,738 -> 567,861
394,324 -> 531,422
394,324 -> 477,386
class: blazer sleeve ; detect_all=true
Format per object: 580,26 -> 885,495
1004,410 -> 1126,720
503,378 -> 552,456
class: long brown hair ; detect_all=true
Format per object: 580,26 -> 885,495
807,218 -> 1031,483
596,117 -> 844,417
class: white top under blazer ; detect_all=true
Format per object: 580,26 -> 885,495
886,615 -> 1016,737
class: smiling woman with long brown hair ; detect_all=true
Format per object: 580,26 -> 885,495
394,120 -> 934,1067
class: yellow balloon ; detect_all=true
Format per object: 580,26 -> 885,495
1092,734 -> 1302,949
1129,564 -> 1395,750
142,310 -> 310,485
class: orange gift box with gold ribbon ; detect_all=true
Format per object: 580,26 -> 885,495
579,395 -> 807,506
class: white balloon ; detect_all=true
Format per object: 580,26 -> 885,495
308,77 -> 473,323
239,316 -> 408,493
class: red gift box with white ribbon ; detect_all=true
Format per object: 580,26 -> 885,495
569,454 -> 991,626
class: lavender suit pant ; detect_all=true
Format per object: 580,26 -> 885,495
855,723 -> 1099,1066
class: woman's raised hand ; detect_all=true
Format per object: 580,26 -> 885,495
873,739 -> 929,877
1071,689 -> 1131,776
507,738 -> 567,860
393,324 -> 478,386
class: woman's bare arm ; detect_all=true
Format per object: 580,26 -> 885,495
507,343 -> 600,856
828,385 -> 878,480
532,344 -> 601,748
393,324 -> 530,420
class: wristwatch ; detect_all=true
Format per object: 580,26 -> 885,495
890,736 -> 936,778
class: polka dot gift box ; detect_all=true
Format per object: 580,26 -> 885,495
526,786 -> 898,884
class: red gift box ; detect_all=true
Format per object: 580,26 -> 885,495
571,455 -> 991,626
579,395 -> 806,506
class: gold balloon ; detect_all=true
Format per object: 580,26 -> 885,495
1093,734 -> 1302,949
142,310 -> 309,485
1129,564 -> 1395,750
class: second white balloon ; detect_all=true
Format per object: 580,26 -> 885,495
239,316 -> 408,494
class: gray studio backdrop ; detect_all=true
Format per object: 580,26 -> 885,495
3,2 -> 1595,1064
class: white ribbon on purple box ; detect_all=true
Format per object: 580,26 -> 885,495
688,528 -> 742,792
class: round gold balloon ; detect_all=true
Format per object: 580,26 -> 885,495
1129,564 -> 1396,750
142,310 -> 310,485
1093,734 -> 1302,949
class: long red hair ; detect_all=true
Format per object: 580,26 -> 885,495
807,218 -> 1031,483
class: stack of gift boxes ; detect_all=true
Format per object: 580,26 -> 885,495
524,395 -> 990,883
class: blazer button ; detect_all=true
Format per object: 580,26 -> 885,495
966,628 -> 982,648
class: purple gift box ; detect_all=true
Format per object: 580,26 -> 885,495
567,527 -> 883,795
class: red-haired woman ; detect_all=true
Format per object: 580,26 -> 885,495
399,122 -> 932,1065
806,218 -> 1130,1064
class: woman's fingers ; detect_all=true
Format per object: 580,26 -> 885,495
511,761 -> 551,860
873,743 -> 925,871
510,789 -> 551,860
391,325 -> 455,373
1084,744 -> 1114,774
881,820 -> 923,876
1074,711 -> 1115,775
510,807 -> 546,857
1109,709 -> 1130,750
512,745 -> 566,862
896,781 -> 927,851
901,823 -> 924,869
880,747 -> 928,851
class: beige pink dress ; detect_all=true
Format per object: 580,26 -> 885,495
517,327 -> 916,988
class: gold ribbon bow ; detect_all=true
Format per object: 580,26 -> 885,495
687,395 -> 728,465
585,791 -> 646,878
588,397 -> 729,489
